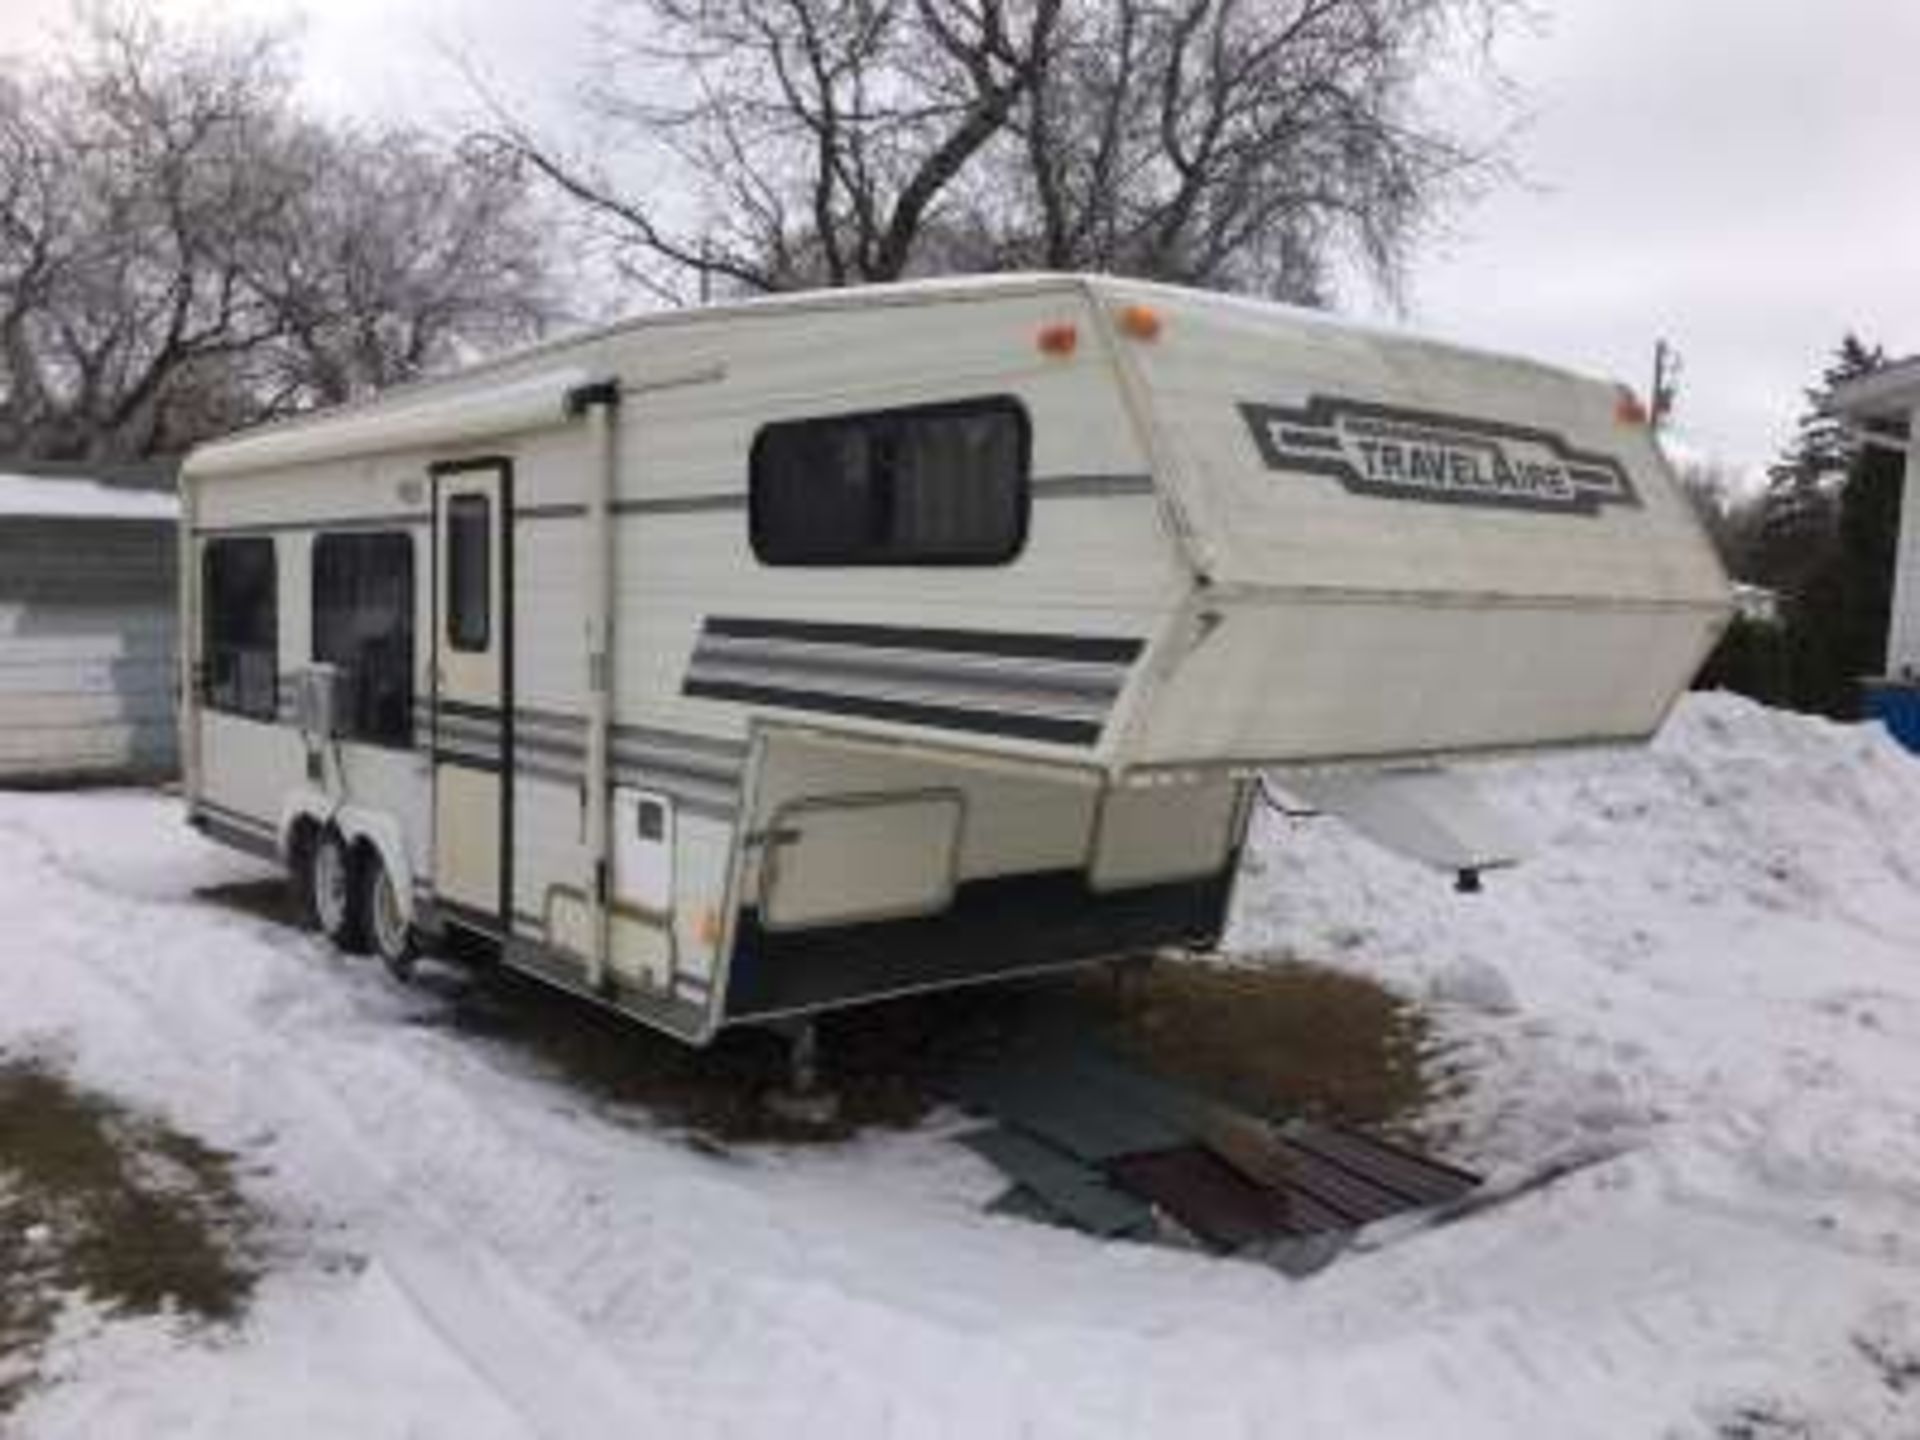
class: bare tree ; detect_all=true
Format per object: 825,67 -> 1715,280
0,5 -> 559,461
247,129 -> 554,410
1006,0 -> 1503,302
1675,458 -> 1765,581
476,0 -> 1512,305
474,0 -> 1067,301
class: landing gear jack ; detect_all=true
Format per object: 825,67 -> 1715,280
763,1020 -> 841,1129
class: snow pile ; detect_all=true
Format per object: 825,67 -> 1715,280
1236,692 -> 1920,1172
0,694 -> 1917,1436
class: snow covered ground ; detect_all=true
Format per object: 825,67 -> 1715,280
3,692 -> 1920,1437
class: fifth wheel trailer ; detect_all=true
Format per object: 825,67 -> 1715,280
179,274 -> 1732,1044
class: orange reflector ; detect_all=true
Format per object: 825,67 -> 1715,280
1037,322 -> 1079,358
1118,304 -> 1164,342
1615,387 -> 1650,426
696,907 -> 722,947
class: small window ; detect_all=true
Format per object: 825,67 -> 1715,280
313,532 -> 415,747
446,493 -> 491,651
750,397 -> 1030,565
201,537 -> 277,720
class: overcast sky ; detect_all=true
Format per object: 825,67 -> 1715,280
4,0 -> 1916,476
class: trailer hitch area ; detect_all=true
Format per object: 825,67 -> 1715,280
742,826 -> 803,851
762,1019 -> 841,1131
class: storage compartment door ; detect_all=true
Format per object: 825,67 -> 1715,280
762,792 -> 962,931
607,788 -> 675,990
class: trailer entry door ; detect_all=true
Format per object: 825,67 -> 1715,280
431,459 -> 510,928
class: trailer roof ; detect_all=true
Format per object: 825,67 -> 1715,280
187,272 -> 1625,477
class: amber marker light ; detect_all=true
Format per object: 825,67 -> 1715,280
696,907 -> 723,947
1615,386 -> 1651,426
1117,304 -> 1164,342
1037,322 -> 1079,358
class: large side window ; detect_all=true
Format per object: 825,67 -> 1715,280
313,532 -> 415,747
201,537 -> 278,720
750,397 -> 1030,566
446,494 -> 491,651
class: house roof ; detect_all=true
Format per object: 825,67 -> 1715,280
0,471 -> 178,521
1826,355 -> 1920,420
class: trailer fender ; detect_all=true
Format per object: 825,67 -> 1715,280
276,789 -> 332,864
332,807 -> 416,926
276,791 -> 417,926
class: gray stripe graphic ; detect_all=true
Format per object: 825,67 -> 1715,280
1029,472 -> 1155,499
683,633 -> 1132,727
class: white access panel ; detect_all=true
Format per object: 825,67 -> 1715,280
613,788 -> 675,915
762,791 -> 963,931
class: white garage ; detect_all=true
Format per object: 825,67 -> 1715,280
0,467 -> 178,784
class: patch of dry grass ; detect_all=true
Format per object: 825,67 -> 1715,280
0,1057 -> 260,1419
1069,957 -> 1435,1137
191,876 -> 1438,1144
437,954 -> 1434,1146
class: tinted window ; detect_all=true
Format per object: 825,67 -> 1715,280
750,397 -> 1029,565
446,494 -> 490,651
314,532 -> 414,747
201,538 -> 277,720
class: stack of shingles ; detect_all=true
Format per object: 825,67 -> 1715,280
945,1046 -> 1478,1276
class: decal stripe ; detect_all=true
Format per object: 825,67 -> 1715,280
681,617 -> 1142,747
512,474 -> 1154,523
683,678 -> 1104,746
701,617 -> 1143,666
688,645 -> 1123,720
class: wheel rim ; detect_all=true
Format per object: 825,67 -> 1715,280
371,865 -> 408,961
313,838 -> 348,934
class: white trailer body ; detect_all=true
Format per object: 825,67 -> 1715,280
179,275 -> 1730,1042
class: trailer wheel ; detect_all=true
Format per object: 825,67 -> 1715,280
362,851 -> 418,981
285,821 -> 320,930
311,828 -> 370,954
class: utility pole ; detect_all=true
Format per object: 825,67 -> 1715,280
1650,340 -> 1681,432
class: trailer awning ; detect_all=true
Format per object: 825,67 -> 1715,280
185,368 -> 592,479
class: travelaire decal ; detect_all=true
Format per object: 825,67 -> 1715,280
1239,395 -> 1641,516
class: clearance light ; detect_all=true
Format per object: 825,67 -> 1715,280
1037,322 -> 1079,358
1615,387 -> 1650,426
1118,304 -> 1164,342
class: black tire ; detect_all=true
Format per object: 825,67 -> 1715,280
360,849 -> 419,981
285,823 -> 320,931
311,828 -> 370,954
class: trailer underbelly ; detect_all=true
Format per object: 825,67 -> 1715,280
721,862 -> 1236,1024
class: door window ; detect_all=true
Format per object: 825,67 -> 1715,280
446,493 -> 491,652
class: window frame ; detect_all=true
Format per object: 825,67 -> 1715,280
200,536 -> 278,722
445,492 -> 492,652
748,395 -> 1033,568
310,530 -> 417,751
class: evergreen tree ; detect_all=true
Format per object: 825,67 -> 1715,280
1757,336 -> 1885,595
1701,335 -> 1904,718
